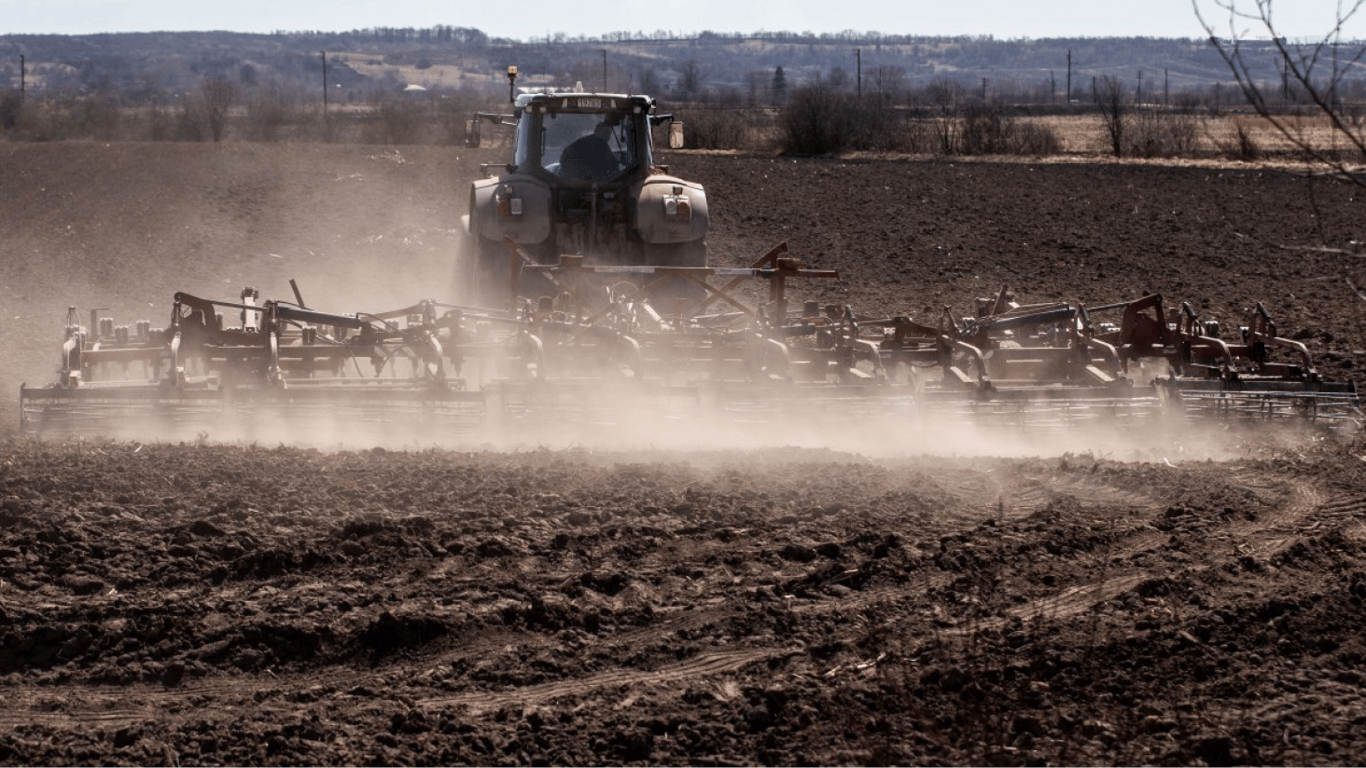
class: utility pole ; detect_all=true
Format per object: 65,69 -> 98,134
1136,70 -> 1143,103
1066,49 -> 1072,102
19,54 -> 25,107
320,51 -> 328,112
1332,40 -> 1340,110
602,50 -> 607,91
981,77 -> 988,101
854,48 -> 861,98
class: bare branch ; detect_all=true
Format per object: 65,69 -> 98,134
1194,0 -> 1366,188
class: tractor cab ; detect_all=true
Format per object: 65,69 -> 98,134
462,71 -> 706,306
514,93 -> 648,185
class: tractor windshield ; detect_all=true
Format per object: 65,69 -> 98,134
532,111 -> 637,182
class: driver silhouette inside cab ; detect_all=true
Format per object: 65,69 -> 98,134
558,120 -> 621,182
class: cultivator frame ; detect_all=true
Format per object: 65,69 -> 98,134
20,242 -> 1362,439
21,287 -> 485,438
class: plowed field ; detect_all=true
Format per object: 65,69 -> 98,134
1,142 -> 1365,765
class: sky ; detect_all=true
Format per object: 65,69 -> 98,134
7,0 -> 1365,41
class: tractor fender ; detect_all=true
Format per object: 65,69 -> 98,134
634,175 -> 708,245
469,175 -> 552,245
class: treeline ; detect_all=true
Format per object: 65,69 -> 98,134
2,62 -> 1350,167
0,77 -> 488,145
295,27 -> 495,46
2,27 -> 1328,99
3,27 -> 1363,161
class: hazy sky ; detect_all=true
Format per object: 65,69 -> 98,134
8,0 -> 1365,41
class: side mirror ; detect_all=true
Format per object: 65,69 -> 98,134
669,121 -> 684,150
464,119 -> 480,149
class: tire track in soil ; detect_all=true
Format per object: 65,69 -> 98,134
729,467 -> 1179,629
920,465 -> 1157,536
34,459 -> 1311,727
942,572 -> 1156,638
3,465 -> 1357,737
1328,496 -> 1366,543
928,467 -> 1357,638
0,645 -> 798,730
2,464 -> 1168,734
680,468 -> 1182,638
621,468 -> 1173,645
415,646 -> 800,715
930,466 -> 1049,523
1222,470 -> 1332,560
0,582 -> 762,731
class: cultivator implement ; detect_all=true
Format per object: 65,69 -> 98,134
20,243 -> 1361,440
1088,292 -> 1362,428
20,288 -> 486,439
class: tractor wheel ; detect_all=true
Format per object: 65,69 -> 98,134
449,234 -> 482,306
472,237 -> 515,309
470,237 -> 563,311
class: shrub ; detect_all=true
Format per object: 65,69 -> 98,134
678,108 -> 750,150
176,98 -> 206,142
927,101 -> 1061,156
1163,112 -> 1202,156
1096,108 -> 1205,158
199,78 -> 236,142
780,84 -> 851,155
365,98 -> 426,145
7,92 -> 124,142
959,102 -> 1012,155
0,90 -> 22,133
144,106 -> 173,141
1012,120 -> 1063,155
1127,109 -> 1168,158
244,89 -> 297,142
780,85 -> 918,155
1216,120 -> 1262,161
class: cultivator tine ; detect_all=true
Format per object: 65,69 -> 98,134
1164,383 -> 1362,426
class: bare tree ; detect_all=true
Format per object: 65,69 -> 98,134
924,77 -> 964,117
1195,0 -> 1366,188
639,67 -> 662,96
923,76 -> 966,153
827,66 -> 850,91
873,65 -> 907,107
1196,0 -> 1366,310
200,77 -> 236,142
678,59 -> 707,102
744,69 -> 770,107
1093,74 -> 1129,157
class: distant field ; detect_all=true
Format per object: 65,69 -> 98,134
1031,112 -> 1360,157
685,107 -> 1363,161
328,53 -> 504,93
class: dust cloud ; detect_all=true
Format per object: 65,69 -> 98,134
22,247 -> 1330,463
63,375 -> 1307,465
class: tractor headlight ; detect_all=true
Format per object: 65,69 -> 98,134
496,185 -> 523,218
663,185 -> 691,222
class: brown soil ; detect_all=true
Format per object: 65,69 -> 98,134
1,141 -> 1366,765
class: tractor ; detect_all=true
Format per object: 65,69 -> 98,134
461,67 -> 708,305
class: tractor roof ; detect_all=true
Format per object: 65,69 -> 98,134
513,90 -> 656,113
